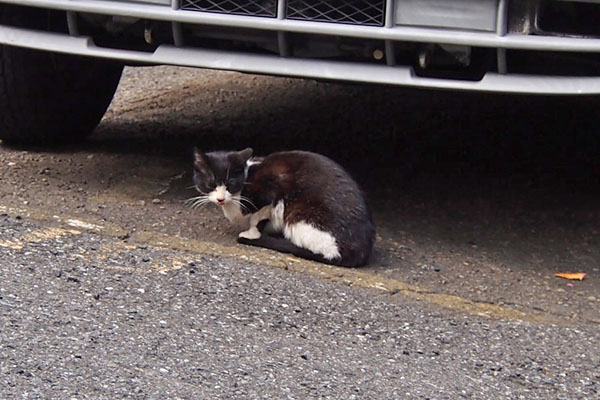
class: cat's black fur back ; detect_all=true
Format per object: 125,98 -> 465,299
242,151 -> 375,267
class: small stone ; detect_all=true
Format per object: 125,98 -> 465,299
152,198 -> 162,204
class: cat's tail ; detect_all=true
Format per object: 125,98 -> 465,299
237,235 -> 335,265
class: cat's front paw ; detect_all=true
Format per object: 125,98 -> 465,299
238,227 -> 261,240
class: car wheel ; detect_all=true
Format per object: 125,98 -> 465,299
0,42 -> 123,146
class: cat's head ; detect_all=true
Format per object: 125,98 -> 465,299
192,148 -> 253,206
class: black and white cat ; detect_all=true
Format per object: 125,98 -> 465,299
191,148 -> 375,267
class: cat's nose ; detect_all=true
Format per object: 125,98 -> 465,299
216,198 -> 225,204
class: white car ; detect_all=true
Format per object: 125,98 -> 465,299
1,0 -> 599,144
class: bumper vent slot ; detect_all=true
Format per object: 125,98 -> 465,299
181,0 -> 385,26
181,0 -> 277,17
286,0 -> 385,26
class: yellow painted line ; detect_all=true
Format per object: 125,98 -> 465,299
0,203 -> 569,324
0,239 -> 23,250
0,204 -> 129,237
24,227 -> 81,241
130,231 -> 566,324
154,257 -> 187,274
0,227 -> 81,250
66,219 -> 105,232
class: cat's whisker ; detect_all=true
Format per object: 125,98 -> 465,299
184,195 -> 208,205
194,197 -> 211,205
191,199 -> 212,210
237,202 -> 252,213
237,196 -> 256,210
184,195 -> 205,202
231,195 -> 253,210
229,197 -> 244,207
231,199 -> 250,213
193,203 -> 208,211
184,195 -> 213,210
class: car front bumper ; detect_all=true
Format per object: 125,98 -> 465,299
2,0 -> 600,94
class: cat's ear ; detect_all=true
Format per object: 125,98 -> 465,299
193,147 -> 208,166
238,147 -> 253,161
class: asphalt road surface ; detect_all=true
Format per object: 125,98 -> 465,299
1,66 -> 599,399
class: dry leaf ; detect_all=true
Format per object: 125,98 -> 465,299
555,272 -> 586,281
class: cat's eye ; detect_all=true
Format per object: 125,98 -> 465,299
227,178 -> 237,185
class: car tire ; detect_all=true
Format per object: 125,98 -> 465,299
0,43 -> 123,146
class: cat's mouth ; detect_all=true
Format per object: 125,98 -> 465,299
217,199 -> 226,206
